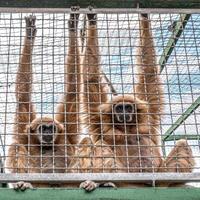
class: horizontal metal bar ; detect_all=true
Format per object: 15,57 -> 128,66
162,96 -> 200,141
0,173 -> 200,183
0,7 -> 200,14
1,0 -> 200,9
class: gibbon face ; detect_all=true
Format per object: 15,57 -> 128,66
98,95 -> 151,142
113,103 -> 136,124
27,117 -> 64,144
37,124 -> 57,143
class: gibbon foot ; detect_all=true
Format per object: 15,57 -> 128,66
25,15 -> 37,40
13,181 -> 33,191
69,6 -> 80,31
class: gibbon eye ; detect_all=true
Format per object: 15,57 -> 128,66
114,104 -> 124,113
125,104 -> 134,113
42,125 -> 46,132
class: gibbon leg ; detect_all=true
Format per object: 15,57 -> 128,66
6,15 -> 37,189
135,14 -> 164,145
158,139 -> 195,186
161,139 -> 195,173
55,8 -> 81,146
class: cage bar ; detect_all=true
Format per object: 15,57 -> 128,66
0,173 -> 200,183
0,0 -> 200,9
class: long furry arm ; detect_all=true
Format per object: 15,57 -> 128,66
14,16 -> 37,140
55,12 -> 80,145
135,14 -> 164,125
82,14 -> 108,113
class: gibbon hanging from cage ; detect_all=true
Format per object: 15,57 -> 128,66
6,12 -> 83,190
79,13 -> 195,189
67,13 -> 124,191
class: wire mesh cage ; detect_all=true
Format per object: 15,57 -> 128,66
0,8 -> 199,188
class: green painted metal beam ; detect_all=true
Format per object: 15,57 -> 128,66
0,0 -> 200,8
1,188 -> 200,200
159,14 -> 191,72
163,134 -> 200,142
162,96 -> 200,142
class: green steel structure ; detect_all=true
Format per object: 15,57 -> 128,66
1,188 -> 200,200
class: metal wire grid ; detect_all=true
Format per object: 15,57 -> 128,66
0,10 -> 199,183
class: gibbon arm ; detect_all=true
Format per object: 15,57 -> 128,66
56,13 -> 80,145
82,14 -> 108,113
14,16 -> 36,139
7,16 -> 37,173
135,14 -> 164,125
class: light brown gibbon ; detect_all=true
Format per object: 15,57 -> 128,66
79,13 -> 195,189
6,13 -> 82,190
67,13 -> 124,191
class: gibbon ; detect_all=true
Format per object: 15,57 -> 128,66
81,13 -> 195,188
67,13 -> 123,191
6,12 -> 81,190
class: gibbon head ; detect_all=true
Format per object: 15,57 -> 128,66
100,95 -> 150,134
27,116 -> 64,144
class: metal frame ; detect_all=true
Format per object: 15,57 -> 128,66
1,173 -> 200,183
163,96 -> 200,142
159,14 -> 191,72
0,7 -> 200,14
0,0 -> 200,9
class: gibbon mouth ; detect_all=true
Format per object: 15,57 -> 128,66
41,135 -> 55,144
41,142 -> 53,147
41,144 -> 53,152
